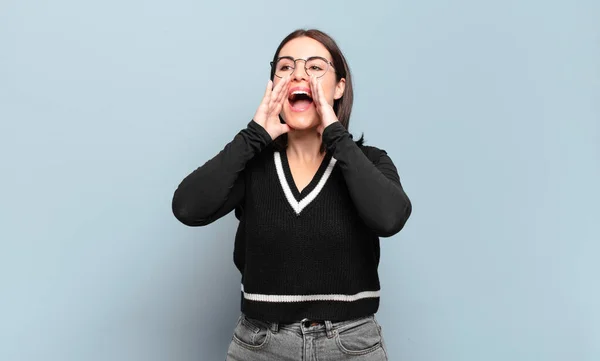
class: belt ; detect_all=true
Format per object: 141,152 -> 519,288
272,318 -> 335,338
278,318 -> 324,328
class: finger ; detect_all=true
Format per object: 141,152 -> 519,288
279,76 -> 291,101
309,76 -> 315,105
273,101 -> 283,116
274,82 -> 289,113
310,76 -> 320,108
271,79 -> 288,115
315,76 -> 322,107
269,76 -> 288,109
317,78 -> 328,105
277,76 -> 290,105
274,75 -> 289,98
268,78 -> 288,119
262,80 -> 273,105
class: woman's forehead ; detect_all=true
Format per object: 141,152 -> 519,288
278,37 -> 332,60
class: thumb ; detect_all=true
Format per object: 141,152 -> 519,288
280,123 -> 291,134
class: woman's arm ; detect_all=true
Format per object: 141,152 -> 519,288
322,122 -> 412,237
172,120 -> 272,226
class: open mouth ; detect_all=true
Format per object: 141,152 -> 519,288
288,89 -> 313,112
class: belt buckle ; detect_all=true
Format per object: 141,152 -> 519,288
301,318 -> 322,328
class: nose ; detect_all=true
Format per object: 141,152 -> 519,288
291,59 -> 309,82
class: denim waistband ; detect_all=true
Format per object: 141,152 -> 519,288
243,314 -> 376,338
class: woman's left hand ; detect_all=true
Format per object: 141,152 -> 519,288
310,75 -> 339,134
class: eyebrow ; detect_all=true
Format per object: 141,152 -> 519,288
278,55 -> 333,62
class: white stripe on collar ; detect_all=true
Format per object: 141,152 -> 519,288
274,152 -> 337,215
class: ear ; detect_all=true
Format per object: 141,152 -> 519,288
334,78 -> 346,100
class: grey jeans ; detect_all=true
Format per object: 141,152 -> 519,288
225,314 -> 388,360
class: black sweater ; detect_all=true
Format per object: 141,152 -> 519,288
172,120 -> 412,322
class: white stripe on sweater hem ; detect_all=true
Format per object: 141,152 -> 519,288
241,284 -> 380,303
274,152 -> 337,215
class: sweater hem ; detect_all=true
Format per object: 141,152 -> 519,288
240,295 -> 380,323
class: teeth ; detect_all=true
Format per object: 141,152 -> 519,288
291,90 -> 310,97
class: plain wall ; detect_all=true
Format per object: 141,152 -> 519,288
1,0 -> 599,360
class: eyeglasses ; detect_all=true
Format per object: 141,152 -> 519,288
270,56 -> 335,78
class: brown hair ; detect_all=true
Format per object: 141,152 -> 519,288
270,29 -> 362,151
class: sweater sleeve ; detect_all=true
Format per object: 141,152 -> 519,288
172,120 -> 272,226
322,122 -> 412,237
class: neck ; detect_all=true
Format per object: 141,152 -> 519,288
286,128 -> 324,162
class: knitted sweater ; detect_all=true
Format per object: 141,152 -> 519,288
172,120 -> 412,322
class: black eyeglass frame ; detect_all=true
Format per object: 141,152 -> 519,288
270,56 -> 335,79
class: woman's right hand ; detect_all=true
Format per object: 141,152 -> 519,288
253,76 -> 291,140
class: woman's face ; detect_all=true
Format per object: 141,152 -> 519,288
273,36 -> 345,131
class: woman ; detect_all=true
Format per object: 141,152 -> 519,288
172,29 -> 412,361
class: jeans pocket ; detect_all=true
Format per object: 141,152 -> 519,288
232,315 -> 271,350
334,316 -> 383,356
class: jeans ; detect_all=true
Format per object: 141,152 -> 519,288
225,314 -> 388,360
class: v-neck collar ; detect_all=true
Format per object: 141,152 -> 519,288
274,150 -> 337,215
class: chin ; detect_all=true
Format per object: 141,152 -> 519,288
282,111 -> 319,131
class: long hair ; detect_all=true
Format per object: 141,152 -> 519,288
269,29 -> 363,151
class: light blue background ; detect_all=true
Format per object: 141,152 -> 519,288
1,0 -> 599,360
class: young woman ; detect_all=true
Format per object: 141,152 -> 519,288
172,29 -> 412,361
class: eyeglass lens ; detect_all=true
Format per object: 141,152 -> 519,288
274,58 -> 329,78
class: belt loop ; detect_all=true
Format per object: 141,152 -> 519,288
270,321 -> 279,333
325,320 -> 335,338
